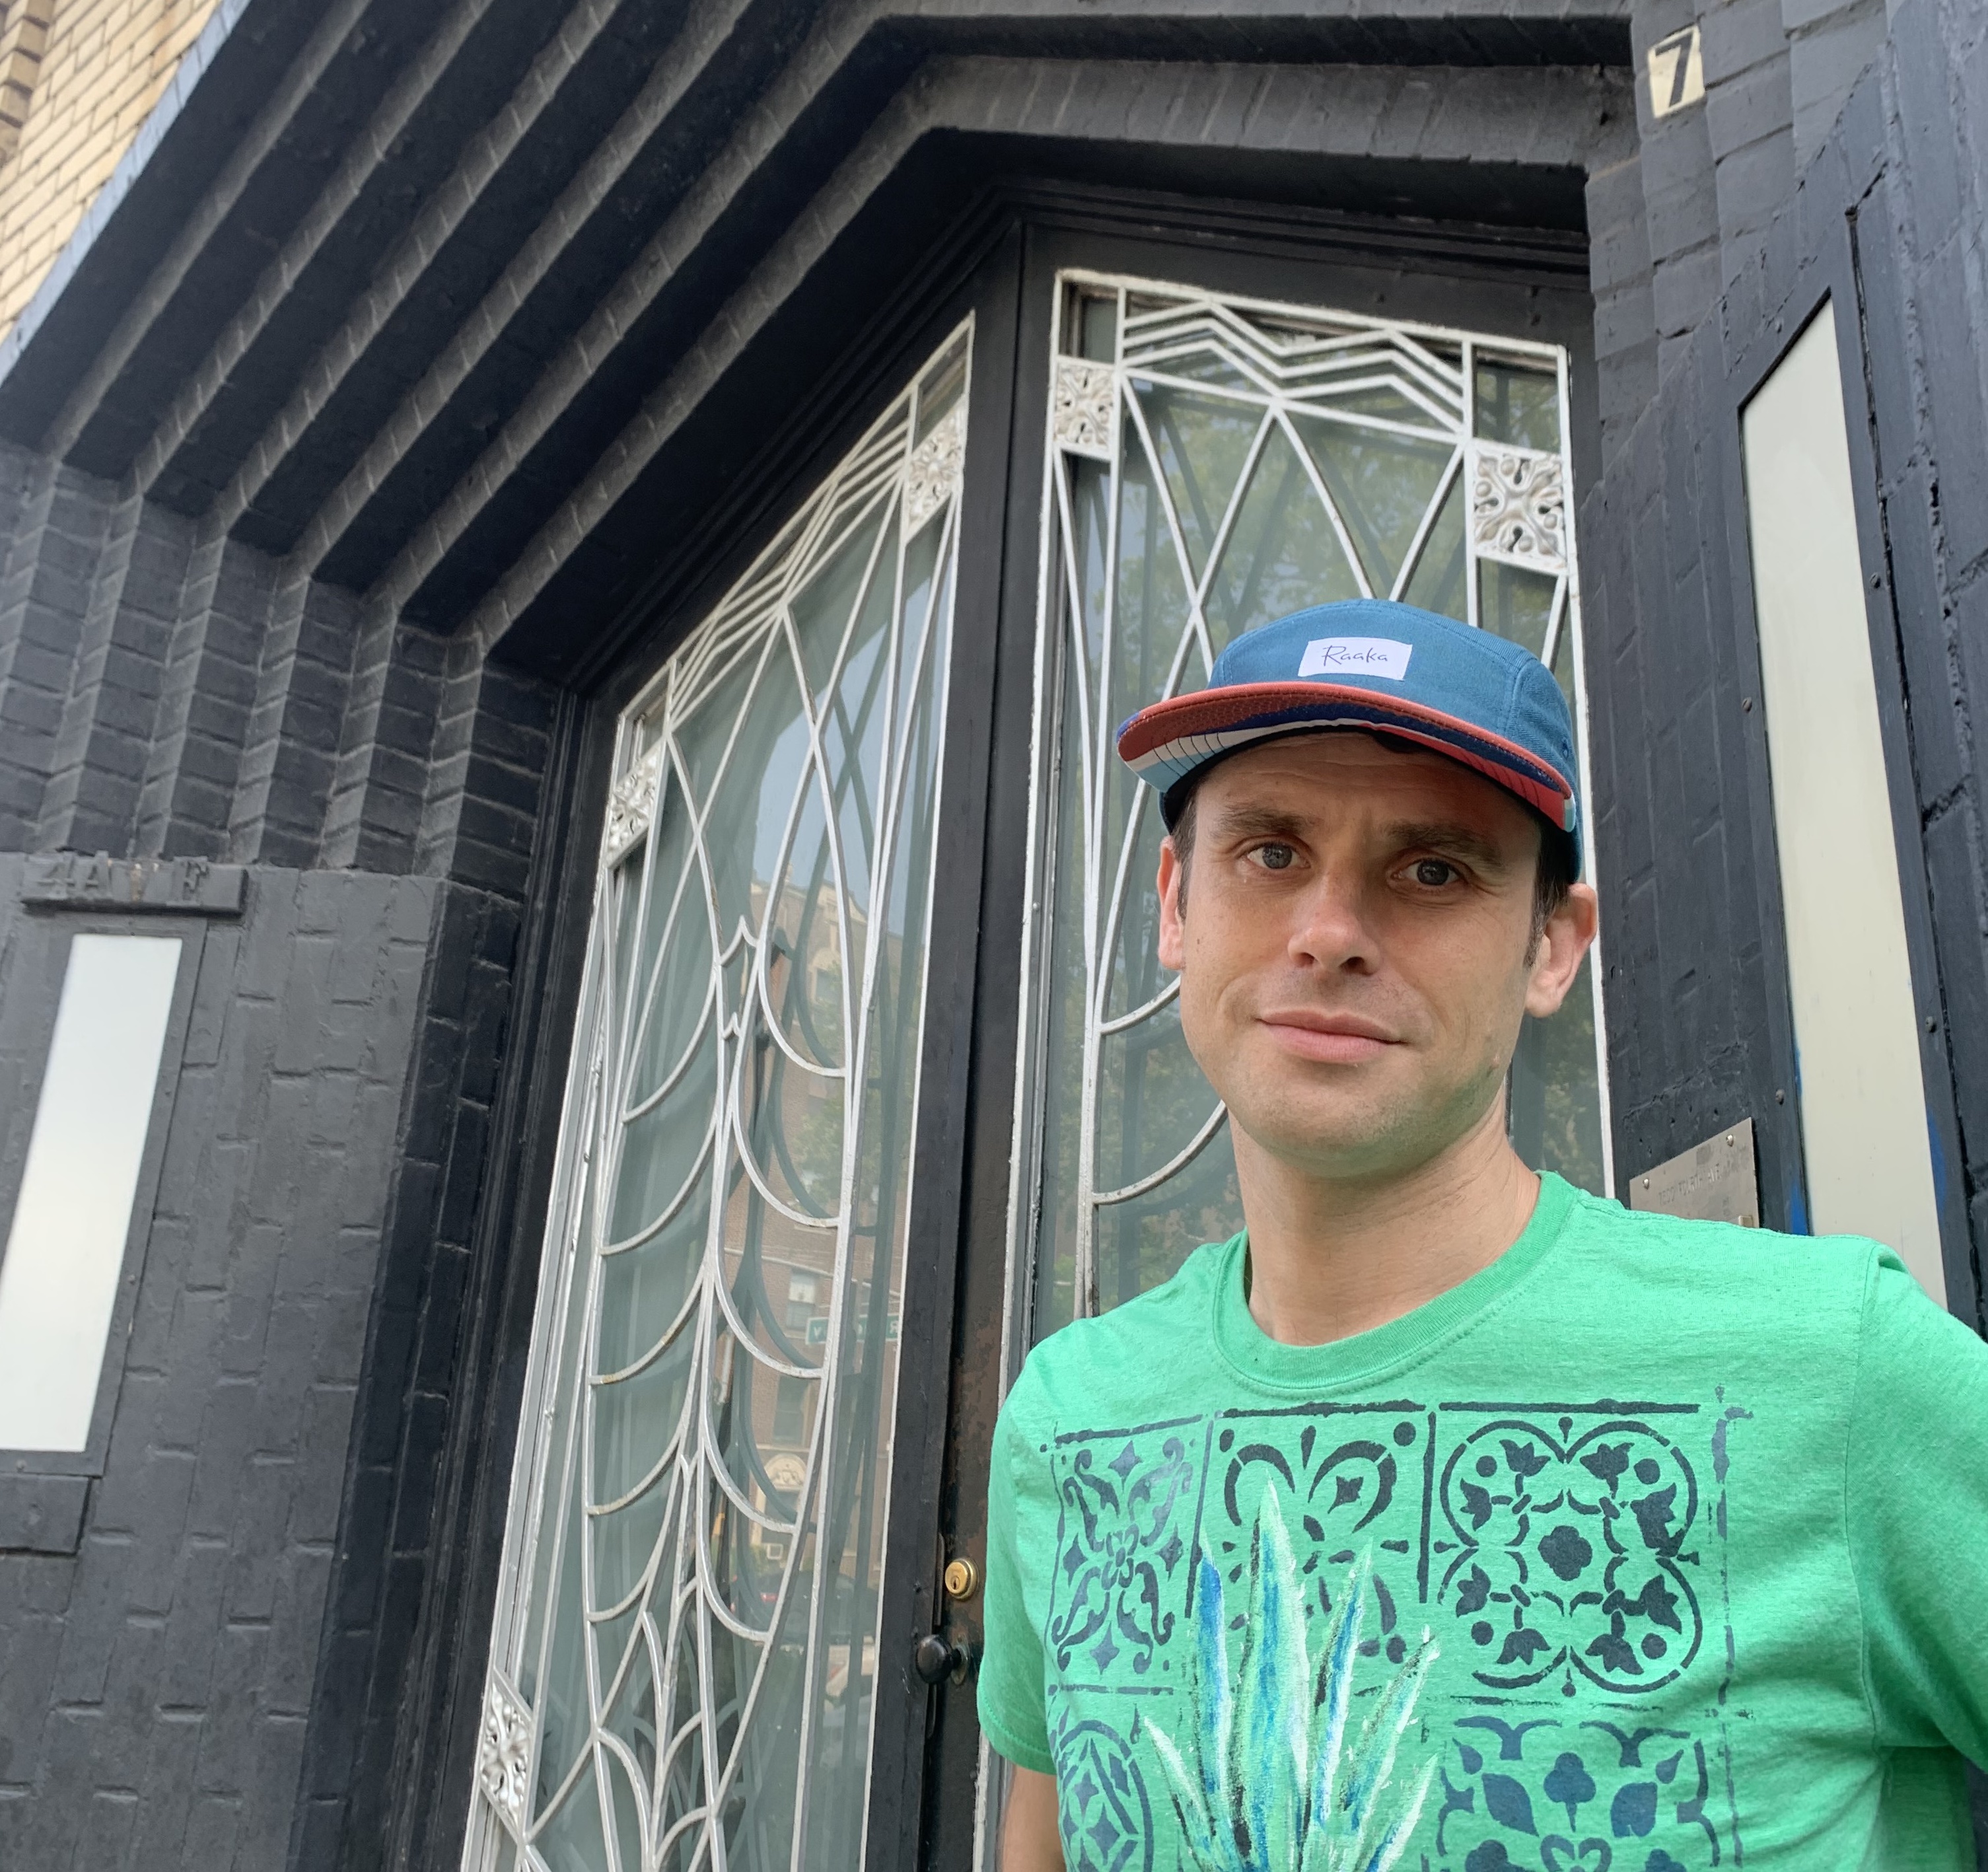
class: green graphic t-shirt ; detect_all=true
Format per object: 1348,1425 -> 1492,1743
979,1174 -> 1988,1871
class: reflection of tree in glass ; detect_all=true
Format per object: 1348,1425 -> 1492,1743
1294,414 -> 1451,599
1104,1128 -> 1242,1310
1205,423 -> 1359,648
1141,385 -> 1260,578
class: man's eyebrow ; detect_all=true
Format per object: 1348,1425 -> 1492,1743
1385,820 -> 1512,867
1199,802 -> 1310,842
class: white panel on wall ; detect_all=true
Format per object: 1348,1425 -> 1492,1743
1742,300 -> 1946,1299
0,933 -> 182,1451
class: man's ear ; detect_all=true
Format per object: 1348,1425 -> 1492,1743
1524,880 -> 1599,1019
1157,838 -> 1187,972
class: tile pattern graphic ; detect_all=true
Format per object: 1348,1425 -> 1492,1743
1038,1398 -> 1742,1872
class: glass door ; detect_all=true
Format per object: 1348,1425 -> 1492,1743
1009,266 -> 1612,1342
466,328 -> 971,1872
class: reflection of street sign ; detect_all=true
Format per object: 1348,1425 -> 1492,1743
844,1312 -> 904,1344
1647,24 -> 1703,120
801,1310 -> 900,1347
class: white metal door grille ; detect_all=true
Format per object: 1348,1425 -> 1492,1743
467,326 -> 970,1872
1007,273 -> 1611,1346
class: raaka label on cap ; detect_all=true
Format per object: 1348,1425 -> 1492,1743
1299,636 -> 1413,680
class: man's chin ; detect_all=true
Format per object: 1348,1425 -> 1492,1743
1225,1074 -> 1497,1184
1229,1100 -> 1431,1180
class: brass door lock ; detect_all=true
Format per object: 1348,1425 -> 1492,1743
942,1556 -> 979,1602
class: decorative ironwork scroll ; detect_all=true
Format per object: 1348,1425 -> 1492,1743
1009,274 -> 1610,1346
904,400 -> 966,532
478,1675 -> 534,1822
466,328 -> 971,1872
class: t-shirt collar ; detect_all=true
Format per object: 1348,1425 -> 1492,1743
1210,1170 -> 1580,1391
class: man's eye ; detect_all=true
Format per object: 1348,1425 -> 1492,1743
1411,858 -> 1458,887
1252,843 -> 1296,872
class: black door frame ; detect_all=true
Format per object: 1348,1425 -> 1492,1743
408,221 -> 1045,1872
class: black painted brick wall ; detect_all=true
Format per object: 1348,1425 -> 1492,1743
1587,0 -> 1988,1350
0,857 -> 437,1865
289,875 -> 524,1872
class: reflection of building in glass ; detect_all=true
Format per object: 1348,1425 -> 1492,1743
459,357 -> 960,1870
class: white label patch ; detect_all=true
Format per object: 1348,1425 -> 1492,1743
1299,636 -> 1413,680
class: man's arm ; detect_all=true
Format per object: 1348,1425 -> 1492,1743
1849,1248 -> 1988,1764
1001,1766 -> 1063,1871
981,1380 -> 1063,1846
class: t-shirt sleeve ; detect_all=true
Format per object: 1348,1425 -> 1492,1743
977,1380 -> 1056,1774
1845,1244 -> 1988,1762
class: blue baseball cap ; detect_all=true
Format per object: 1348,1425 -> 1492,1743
1116,598 -> 1581,869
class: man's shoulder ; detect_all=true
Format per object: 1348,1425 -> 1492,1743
1561,1176 -> 1868,1258
1552,1176 -> 1888,1319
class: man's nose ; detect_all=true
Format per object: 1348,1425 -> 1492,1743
1287,872 -> 1378,973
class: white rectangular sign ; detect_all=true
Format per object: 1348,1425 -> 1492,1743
1300,636 -> 1413,680
0,933 -> 181,1451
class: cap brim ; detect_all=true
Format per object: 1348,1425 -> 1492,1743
1117,682 -> 1577,832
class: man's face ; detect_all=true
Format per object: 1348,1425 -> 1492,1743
1156,731 -> 1598,1184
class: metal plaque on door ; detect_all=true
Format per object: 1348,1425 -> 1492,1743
1626,1118 -> 1759,1227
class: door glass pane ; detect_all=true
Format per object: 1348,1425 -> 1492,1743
468,327 -> 972,1871
1015,275 -> 1611,1345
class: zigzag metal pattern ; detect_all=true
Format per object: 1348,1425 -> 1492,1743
1119,295 -> 1470,437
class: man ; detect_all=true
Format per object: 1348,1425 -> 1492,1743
979,598 -> 1988,1871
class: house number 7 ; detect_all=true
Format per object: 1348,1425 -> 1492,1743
1647,23 -> 1705,120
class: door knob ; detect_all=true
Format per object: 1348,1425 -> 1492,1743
912,1632 -> 970,1686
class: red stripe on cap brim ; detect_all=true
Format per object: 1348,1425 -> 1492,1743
1118,682 -> 1575,831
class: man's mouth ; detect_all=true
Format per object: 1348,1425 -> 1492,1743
1256,1009 -> 1402,1065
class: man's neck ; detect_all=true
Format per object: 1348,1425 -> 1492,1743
1236,1108 -> 1540,1347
